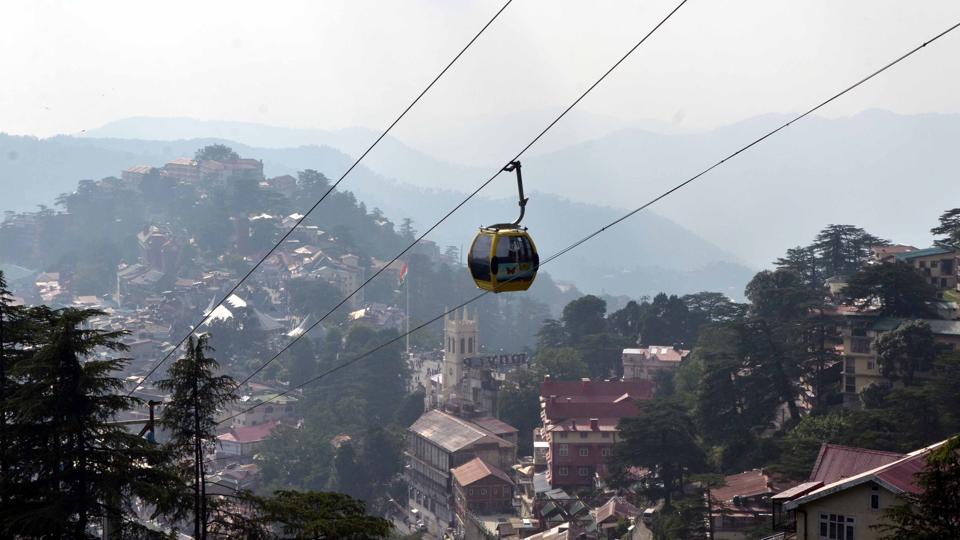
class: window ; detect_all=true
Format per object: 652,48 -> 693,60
845,376 -> 856,394
460,338 -> 465,354
579,432 -> 588,439
558,444 -> 569,457
851,338 -> 871,354
468,233 -> 493,282
480,488 -> 487,496
468,337 -> 474,353
870,493 -> 879,510
579,447 -> 589,457
919,260 -> 927,268
558,466 -> 569,476
558,432 -> 568,439
867,360 -> 875,371
601,447 -> 611,457
942,278 -> 948,288
941,259 -> 954,275
819,513 -> 855,540
578,467 -> 591,477
601,432 -> 611,438
264,406 -> 274,413
492,487 -> 499,496
844,358 -> 856,373
468,488 -> 474,496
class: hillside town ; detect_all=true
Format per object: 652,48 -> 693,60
2,149 -> 959,540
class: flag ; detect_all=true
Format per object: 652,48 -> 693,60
398,262 -> 409,286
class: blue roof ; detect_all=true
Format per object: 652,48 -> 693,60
894,246 -> 954,261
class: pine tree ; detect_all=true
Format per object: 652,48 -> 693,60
157,334 -> 238,540
2,307 -> 183,538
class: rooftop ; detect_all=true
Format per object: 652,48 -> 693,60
451,457 -> 514,487
711,470 -> 774,504
786,438 -> 949,511
623,346 -> 690,363
409,409 -> 514,453
809,443 -> 903,484
894,246 -> 954,261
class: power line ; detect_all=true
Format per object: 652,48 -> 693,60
218,18 -> 960,425
233,0 -> 691,388
128,0 -> 514,395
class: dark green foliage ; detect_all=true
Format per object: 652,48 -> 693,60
812,224 -> 887,278
1,308 -> 184,538
930,208 -> 960,246
561,295 -> 607,341
251,490 -> 393,539
878,436 -> 960,540
874,320 -> 937,386
650,489 -> 709,540
843,262 -> 936,317
195,144 -> 239,162
610,399 -> 704,507
156,335 -> 239,540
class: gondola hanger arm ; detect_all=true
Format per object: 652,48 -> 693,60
502,160 -> 528,227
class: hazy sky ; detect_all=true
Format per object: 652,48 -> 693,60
3,1 -> 960,160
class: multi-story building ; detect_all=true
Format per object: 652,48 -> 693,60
452,457 -> 515,525
405,409 -> 517,534
540,378 -> 653,490
621,345 -> 690,382
840,316 -> 960,405
893,245 -> 957,291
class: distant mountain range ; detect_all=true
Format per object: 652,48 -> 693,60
0,131 -> 754,299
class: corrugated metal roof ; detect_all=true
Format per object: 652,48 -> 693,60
809,443 -> 903,484
451,457 -> 513,487
711,470 -> 773,503
409,410 -> 513,452
893,246 -> 954,260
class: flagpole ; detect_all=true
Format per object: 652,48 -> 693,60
405,269 -> 410,355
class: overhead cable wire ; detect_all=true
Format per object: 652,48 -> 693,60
233,0 -> 691,387
218,18 -> 960,424
128,0 -> 514,395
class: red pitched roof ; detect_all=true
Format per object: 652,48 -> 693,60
541,379 -> 653,421
451,457 -> 514,487
218,420 -> 280,444
594,496 -> 641,524
711,470 -> 774,503
785,439 -> 949,511
809,443 -> 903,484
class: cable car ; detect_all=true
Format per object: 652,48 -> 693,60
468,161 -> 539,292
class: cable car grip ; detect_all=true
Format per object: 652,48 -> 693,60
503,160 -> 528,227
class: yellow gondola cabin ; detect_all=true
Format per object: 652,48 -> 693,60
468,227 -> 539,292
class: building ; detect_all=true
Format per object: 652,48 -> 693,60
216,419 -> 281,457
870,244 -> 916,263
621,345 -> 690,382
440,308 -> 480,405
708,470 -> 777,539
893,245 -> 957,291
539,378 -> 653,490
840,317 -> 960,404
593,496 -> 642,538
771,443 -> 904,535
229,391 -> 299,427
121,165 -> 155,184
452,457 -> 515,525
784,439 -> 949,540
137,224 -> 180,275
405,409 -> 518,534
162,158 -> 200,182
